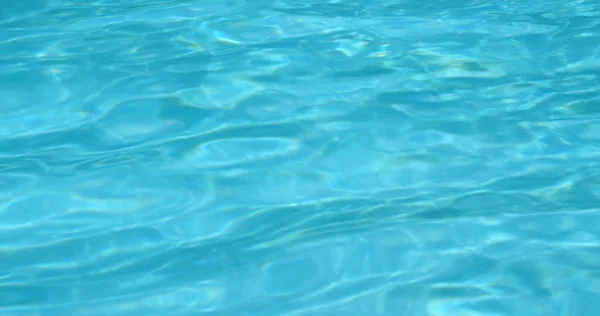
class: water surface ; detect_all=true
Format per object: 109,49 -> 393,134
1,0 -> 600,315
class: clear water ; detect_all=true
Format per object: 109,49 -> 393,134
1,0 -> 600,315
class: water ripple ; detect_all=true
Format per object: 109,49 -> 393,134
1,0 -> 600,315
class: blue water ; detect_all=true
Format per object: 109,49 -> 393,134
1,0 -> 600,315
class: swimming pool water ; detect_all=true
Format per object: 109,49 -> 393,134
1,0 -> 600,315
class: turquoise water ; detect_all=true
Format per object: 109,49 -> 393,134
1,0 -> 600,315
